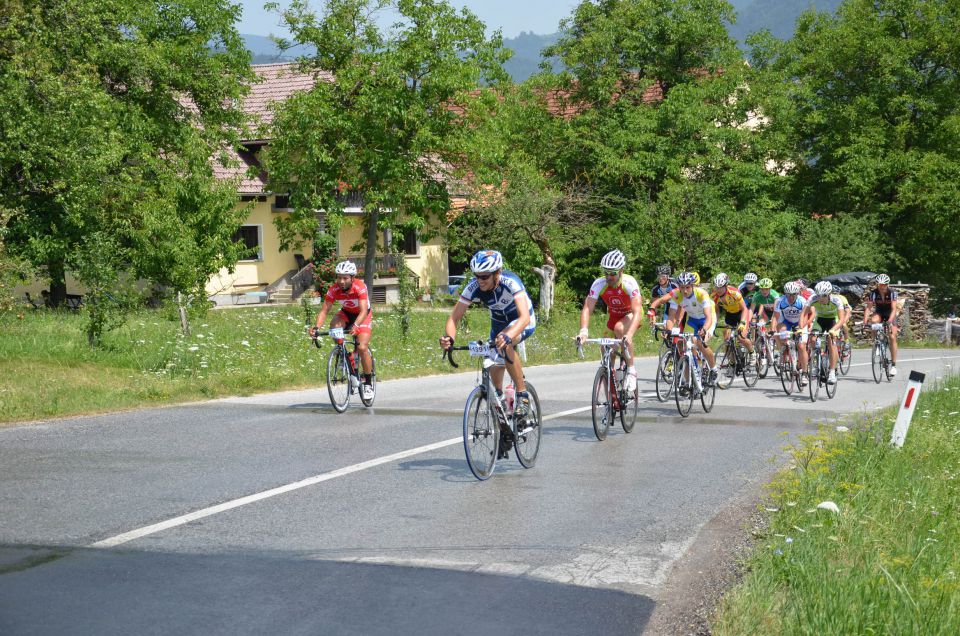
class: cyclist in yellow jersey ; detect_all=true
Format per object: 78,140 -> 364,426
711,273 -> 755,362
650,271 -> 720,384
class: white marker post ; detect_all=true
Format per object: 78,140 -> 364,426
890,370 -> 926,448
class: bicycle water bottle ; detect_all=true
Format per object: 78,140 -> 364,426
504,383 -> 516,414
347,351 -> 356,372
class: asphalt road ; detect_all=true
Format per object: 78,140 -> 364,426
2,348 -> 958,635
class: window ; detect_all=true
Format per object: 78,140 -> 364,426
233,225 -> 262,261
272,194 -> 292,211
402,228 -> 418,256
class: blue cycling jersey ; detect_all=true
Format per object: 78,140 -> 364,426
774,295 -> 807,324
459,270 -> 537,327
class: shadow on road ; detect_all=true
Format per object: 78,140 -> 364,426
0,544 -> 655,636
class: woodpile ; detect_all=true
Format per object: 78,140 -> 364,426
841,283 -> 930,343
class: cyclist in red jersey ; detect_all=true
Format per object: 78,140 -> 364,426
311,261 -> 375,398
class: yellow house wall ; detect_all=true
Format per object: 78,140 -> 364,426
335,216 -> 448,291
206,199 -> 300,296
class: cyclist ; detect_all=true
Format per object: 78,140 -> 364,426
750,278 -> 781,322
711,273 -> 755,363
650,265 -> 678,322
802,281 -> 849,384
738,272 -> 759,298
577,249 -> 644,392
311,260 -> 375,399
440,250 -> 536,423
649,271 -> 719,384
771,281 -> 809,386
863,273 -> 899,377
831,284 -> 852,341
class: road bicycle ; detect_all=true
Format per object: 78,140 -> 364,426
672,332 -> 716,417
749,319 -> 776,379
805,330 -> 837,402
653,323 -> 677,402
576,336 -> 639,440
869,322 -> 894,383
775,328 -> 807,396
837,328 -> 853,376
311,327 -> 377,412
444,341 -> 542,480
716,326 -> 759,389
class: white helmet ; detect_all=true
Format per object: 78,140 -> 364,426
743,272 -> 759,284
713,273 -> 729,288
335,260 -> 357,275
677,271 -> 697,286
814,281 -> 833,296
600,249 -> 626,271
876,273 -> 890,284
470,250 -> 503,273
784,281 -> 801,294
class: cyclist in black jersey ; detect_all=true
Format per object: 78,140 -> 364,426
863,274 -> 900,377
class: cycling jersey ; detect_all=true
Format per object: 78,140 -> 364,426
460,270 -> 537,328
738,282 -> 758,298
774,295 -> 807,325
810,294 -> 845,320
750,290 -> 780,311
325,280 -> 370,315
868,289 -> 898,316
669,287 -> 714,320
711,286 -> 746,314
652,280 -> 678,302
588,274 -> 642,318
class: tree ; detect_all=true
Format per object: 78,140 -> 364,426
0,0 -> 253,341
749,0 -> 960,302
265,0 -> 510,293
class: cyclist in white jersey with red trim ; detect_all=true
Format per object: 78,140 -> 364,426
576,249 -> 644,392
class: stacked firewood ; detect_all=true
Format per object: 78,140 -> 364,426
843,284 -> 929,343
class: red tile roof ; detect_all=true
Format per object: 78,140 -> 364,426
244,62 -> 329,133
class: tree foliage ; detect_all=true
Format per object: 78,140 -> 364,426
0,0 -> 253,342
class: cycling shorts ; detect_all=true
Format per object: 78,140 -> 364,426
686,316 -> 712,342
336,310 -> 372,335
491,318 -> 535,344
606,312 -> 632,332
816,317 -> 836,332
723,310 -> 743,329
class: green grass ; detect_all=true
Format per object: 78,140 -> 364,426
713,375 -> 960,635
0,304 -> 659,424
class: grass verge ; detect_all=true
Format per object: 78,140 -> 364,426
0,304 -> 659,424
713,373 -> 960,635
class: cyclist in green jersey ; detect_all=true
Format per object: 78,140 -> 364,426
750,278 -> 780,321
802,281 -> 850,384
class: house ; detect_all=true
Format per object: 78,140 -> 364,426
207,63 -> 451,306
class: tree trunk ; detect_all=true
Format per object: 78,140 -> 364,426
47,256 -> 67,308
531,237 -> 557,322
177,291 -> 191,336
363,207 -> 379,292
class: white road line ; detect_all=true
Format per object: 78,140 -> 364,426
848,353 -> 960,368
90,405 -> 593,548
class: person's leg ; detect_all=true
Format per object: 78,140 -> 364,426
355,331 -> 373,375
613,315 -> 636,390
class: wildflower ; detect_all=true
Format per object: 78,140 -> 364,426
817,501 -> 840,514
188,346 -> 199,352
785,537 -> 794,544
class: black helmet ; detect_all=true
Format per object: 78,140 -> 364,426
656,264 -> 672,276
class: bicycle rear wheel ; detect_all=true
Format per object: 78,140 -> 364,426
619,366 -> 639,433
871,342 -> 883,383
655,349 -> 675,402
716,341 -> 735,389
883,344 -> 893,382
463,386 -> 499,480
674,356 -> 694,418
514,382 -> 542,468
591,367 -> 612,441
359,355 -> 377,407
756,338 -> 770,379
326,346 -> 351,413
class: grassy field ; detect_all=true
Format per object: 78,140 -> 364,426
713,374 -> 960,635
0,303 -> 659,424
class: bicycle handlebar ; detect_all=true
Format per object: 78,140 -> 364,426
442,339 -> 514,369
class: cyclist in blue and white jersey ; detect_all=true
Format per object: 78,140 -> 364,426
649,264 -> 678,322
771,280 -> 810,385
738,272 -> 759,298
649,271 -> 720,384
440,250 -> 536,417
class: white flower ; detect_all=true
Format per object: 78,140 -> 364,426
241,340 -> 250,347
188,346 -> 199,352
817,501 -> 840,514
836,426 -> 849,433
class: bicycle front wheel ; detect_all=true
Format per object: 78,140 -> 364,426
359,355 -> 377,407
674,356 -> 694,418
756,338 -> 770,379
463,386 -> 499,480
808,349 -> 821,402
743,346 -> 759,387
871,343 -> 883,383
591,367 -> 612,441
716,341 -> 735,389
515,382 -> 542,468
326,346 -> 351,413
655,349 -> 675,402
824,356 -> 837,399
780,351 -> 794,395
700,364 -> 716,412
839,340 -> 852,375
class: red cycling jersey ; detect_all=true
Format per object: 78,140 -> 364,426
325,280 -> 373,333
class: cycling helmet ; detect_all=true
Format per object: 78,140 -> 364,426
814,281 -> 833,296
713,273 -> 729,288
677,271 -> 697,286
876,273 -> 890,284
759,277 -> 773,289
656,264 -> 672,276
600,249 -> 626,271
743,272 -> 759,284
692,272 -> 701,285
335,260 -> 358,276
784,281 -> 801,295
470,250 -> 503,273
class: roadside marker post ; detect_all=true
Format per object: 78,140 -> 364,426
890,370 -> 926,448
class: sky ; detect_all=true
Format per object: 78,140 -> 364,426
236,0 -> 579,39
